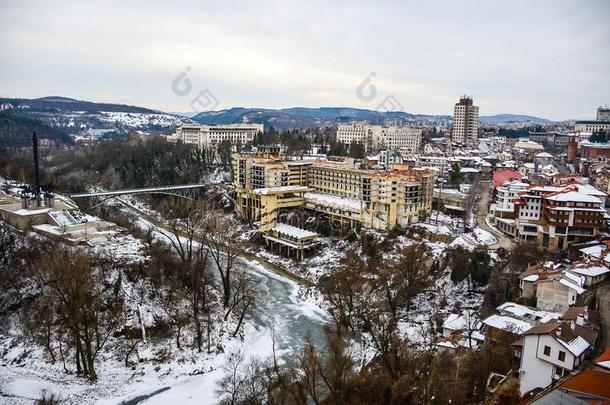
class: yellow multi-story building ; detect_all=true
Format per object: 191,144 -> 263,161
232,154 -> 436,232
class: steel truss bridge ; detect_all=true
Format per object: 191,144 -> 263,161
70,184 -> 207,206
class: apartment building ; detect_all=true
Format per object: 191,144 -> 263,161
451,96 -> 479,144
232,154 -> 436,232
575,121 -> 610,133
336,122 -> 422,152
167,123 -> 264,148
491,180 -> 528,236
513,183 -> 608,250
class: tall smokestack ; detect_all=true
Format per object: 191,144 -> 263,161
32,131 -> 41,206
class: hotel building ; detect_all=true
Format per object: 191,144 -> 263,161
232,154 -> 436,232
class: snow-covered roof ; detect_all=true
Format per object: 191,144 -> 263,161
522,275 -> 539,282
304,192 -> 361,211
253,185 -> 309,195
579,245 -> 605,259
442,312 -> 480,332
569,266 -> 610,277
497,302 -> 560,323
535,152 -> 554,158
576,183 -> 607,197
558,335 -> 590,357
459,167 -> 479,173
482,314 -> 533,334
559,278 -> 586,294
545,191 -> 601,204
272,223 -> 318,239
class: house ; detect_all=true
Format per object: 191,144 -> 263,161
526,348 -> 610,404
518,262 -> 565,302
482,314 -> 534,344
438,311 -> 485,351
535,272 -> 586,313
518,320 -> 592,396
441,310 -> 481,337
568,262 -> 610,287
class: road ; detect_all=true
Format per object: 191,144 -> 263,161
475,181 -> 516,250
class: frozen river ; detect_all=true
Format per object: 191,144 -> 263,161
130,258 -> 331,405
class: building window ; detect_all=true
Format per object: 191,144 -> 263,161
558,351 -> 566,362
544,345 -> 551,356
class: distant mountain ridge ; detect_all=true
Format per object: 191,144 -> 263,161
193,107 -> 553,129
0,96 -> 555,135
479,114 -> 552,124
192,107 -> 452,130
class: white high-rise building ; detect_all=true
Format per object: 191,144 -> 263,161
597,106 -> 610,122
451,96 -> 479,144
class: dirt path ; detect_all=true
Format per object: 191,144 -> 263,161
475,181 -> 516,250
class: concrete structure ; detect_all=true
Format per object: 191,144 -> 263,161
232,154 -> 436,232
167,123 -> 264,148
0,188 -> 119,245
264,223 -> 319,260
451,96 -> 479,144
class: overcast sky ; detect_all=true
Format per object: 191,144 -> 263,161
1,0 -> 609,120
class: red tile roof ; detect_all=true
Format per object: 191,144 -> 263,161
492,168 -> 523,188
560,368 -> 610,400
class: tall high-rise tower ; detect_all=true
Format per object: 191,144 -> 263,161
451,96 -> 479,144
597,105 -> 610,121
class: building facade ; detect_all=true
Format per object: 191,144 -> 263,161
336,122 -> 422,152
167,123 -> 264,148
514,184 -> 608,250
232,154 -> 436,232
451,96 -> 479,144
575,121 -> 610,133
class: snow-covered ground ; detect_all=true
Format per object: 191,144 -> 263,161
0,204 -> 331,404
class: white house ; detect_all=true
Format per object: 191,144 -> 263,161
568,264 -> 610,287
519,320 -> 591,396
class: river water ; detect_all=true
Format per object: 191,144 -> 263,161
132,258 -> 330,405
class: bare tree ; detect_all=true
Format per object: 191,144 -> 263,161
203,213 -> 243,311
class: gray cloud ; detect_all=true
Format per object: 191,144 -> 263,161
0,0 -> 609,120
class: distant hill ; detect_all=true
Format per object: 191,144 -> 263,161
479,114 -> 552,124
0,111 -> 72,147
193,107 -> 451,130
194,107 -> 553,129
0,97 -> 194,139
